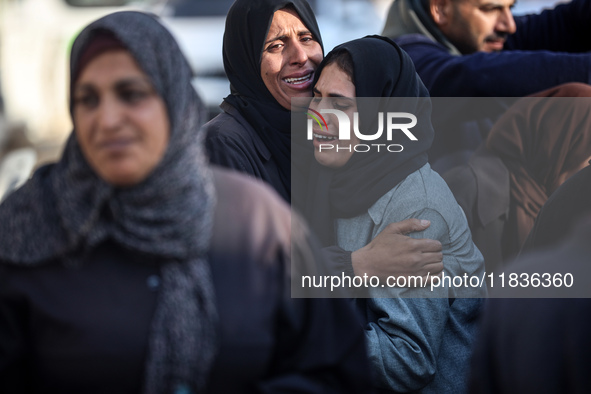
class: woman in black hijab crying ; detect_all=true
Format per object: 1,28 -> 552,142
205,0 -> 323,202
0,11 -> 371,394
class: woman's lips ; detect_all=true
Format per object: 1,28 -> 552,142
312,131 -> 339,148
283,71 -> 314,91
98,138 -> 135,154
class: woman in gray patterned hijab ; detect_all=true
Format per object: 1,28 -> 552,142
0,10 -> 374,394
0,11 -> 217,393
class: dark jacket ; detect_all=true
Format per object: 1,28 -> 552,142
521,165 -> 591,253
468,217 -> 591,393
0,168 -> 372,394
205,102 -> 359,278
205,101 -> 288,202
443,146 -> 510,273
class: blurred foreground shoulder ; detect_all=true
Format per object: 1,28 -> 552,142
208,169 -> 373,394
210,166 -> 293,263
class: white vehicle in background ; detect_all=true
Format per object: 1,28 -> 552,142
156,0 -> 233,120
0,0 -> 152,161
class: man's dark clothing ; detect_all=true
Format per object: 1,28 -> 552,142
384,0 -> 591,97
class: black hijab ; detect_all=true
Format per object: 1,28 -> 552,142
222,0 -> 323,199
305,36 -> 434,246
0,11 -> 217,394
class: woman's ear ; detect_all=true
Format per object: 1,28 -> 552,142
430,0 -> 453,27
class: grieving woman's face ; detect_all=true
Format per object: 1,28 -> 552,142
260,7 -> 323,110
73,50 -> 170,186
310,62 -> 359,168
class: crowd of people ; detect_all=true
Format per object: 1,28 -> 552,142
0,0 -> 590,392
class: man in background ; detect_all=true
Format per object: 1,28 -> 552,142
381,0 -> 591,170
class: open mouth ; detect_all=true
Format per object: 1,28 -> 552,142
284,72 -> 313,85
99,138 -> 135,152
313,132 -> 337,141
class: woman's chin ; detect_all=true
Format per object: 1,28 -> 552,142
96,166 -> 149,187
314,151 -> 344,169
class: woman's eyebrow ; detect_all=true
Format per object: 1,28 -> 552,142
265,29 -> 312,45
313,87 -> 353,99
73,84 -> 93,94
297,30 -> 313,37
114,77 -> 152,89
265,34 -> 287,44
74,76 -> 152,91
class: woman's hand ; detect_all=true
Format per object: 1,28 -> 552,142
351,219 -> 443,282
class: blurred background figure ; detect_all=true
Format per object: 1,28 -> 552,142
0,124 -> 36,202
380,0 -> 591,173
0,11 -> 371,393
443,84 -> 591,274
468,215 -> 591,394
521,164 -> 591,254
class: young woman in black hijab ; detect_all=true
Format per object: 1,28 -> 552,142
304,36 -> 486,393
0,11 -> 371,394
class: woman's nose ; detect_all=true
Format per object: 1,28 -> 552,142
97,98 -> 123,131
287,39 -> 308,66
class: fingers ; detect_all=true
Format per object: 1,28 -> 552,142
411,238 -> 442,253
382,218 -> 431,235
421,269 -> 444,286
419,261 -> 444,277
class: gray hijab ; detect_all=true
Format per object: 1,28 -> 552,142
0,11 -> 217,393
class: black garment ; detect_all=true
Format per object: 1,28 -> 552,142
0,168 -> 373,393
212,0 -> 323,201
470,299 -> 591,394
204,0 -> 356,275
303,36 -> 434,246
0,241 -> 159,394
204,107 -> 357,276
522,165 -> 591,253
468,217 -> 591,394
205,101 -> 288,201
442,146 -> 510,273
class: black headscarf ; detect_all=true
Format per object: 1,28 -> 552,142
222,0 -> 323,199
0,11 -> 217,394
304,36 -> 434,246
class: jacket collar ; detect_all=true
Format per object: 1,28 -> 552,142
469,145 -> 510,227
381,0 -> 461,55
